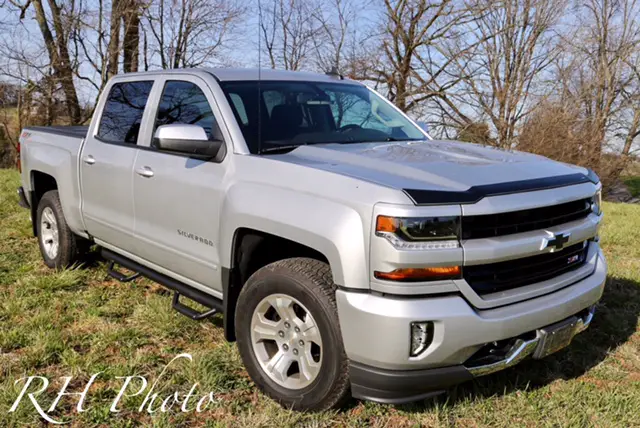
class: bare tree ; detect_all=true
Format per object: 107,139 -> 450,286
68,0 -> 111,103
558,0 -> 640,162
106,0 -> 142,76
0,80 -> 22,165
65,0 -> 139,117
9,0 -> 82,123
352,0 -> 485,130
144,0 -> 244,69
621,55 -> 640,157
310,0 -> 357,72
445,0 -> 566,148
259,0 -> 321,70
106,0 -> 122,77
0,66 -> 61,164
122,0 -> 141,73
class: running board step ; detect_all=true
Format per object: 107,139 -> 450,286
101,248 -> 224,320
172,292 -> 219,320
107,260 -> 141,282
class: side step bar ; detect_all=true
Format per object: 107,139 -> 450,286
101,248 -> 223,320
107,260 -> 141,282
172,293 -> 219,320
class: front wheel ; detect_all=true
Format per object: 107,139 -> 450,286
235,258 -> 350,411
36,190 -> 87,269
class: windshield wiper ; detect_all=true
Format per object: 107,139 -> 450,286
259,144 -> 304,154
260,142 -> 330,154
384,137 -> 425,142
335,137 -> 423,144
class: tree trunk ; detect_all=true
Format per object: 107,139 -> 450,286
32,0 -> 81,124
107,0 -> 122,77
622,108 -> 640,157
123,1 -> 140,73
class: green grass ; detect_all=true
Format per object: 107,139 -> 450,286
623,176 -> 640,198
0,168 -> 638,427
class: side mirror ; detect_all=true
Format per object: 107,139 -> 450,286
153,124 -> 224,159
416,121 -> 429,134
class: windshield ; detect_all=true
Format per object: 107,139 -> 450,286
219,81 -> 426,154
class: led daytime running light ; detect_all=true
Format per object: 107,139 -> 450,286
378,232 -> 459,250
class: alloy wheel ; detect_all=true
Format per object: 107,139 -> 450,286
250,293 -> 323,389
40,207 -> 59,259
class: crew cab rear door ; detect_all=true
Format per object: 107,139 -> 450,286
80,77 -> 156,253
131,75 -> 228,292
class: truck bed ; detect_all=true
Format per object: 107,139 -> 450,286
25,126 -> 89,139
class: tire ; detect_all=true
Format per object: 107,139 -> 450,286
235,258 -> 350,411
36,190 -> 87,269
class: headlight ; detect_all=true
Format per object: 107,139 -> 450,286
591,190 -> 602,215
375,215 -> 460,250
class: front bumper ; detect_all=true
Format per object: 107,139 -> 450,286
338,248 -> 606,403
350,305 -> 595,404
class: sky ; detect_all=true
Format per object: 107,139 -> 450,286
0,0 -> 383,106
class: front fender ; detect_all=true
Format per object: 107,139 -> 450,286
219,182 -> 369,289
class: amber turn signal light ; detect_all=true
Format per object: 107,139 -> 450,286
376,215 -> 397,233
374,266 -> 461,282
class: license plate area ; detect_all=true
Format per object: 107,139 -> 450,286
533,316 -> 579,359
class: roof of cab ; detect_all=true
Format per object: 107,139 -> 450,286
116,67 -> 360,84
204,68 -> 358,84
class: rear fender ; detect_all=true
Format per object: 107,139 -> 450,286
24,141 -> 85,236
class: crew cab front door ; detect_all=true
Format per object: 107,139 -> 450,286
131,76 -> 227,292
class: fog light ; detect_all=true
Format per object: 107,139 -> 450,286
410,321 -> 434,357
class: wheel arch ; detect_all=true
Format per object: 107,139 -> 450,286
223,227 -> 334,341
221,184 -> 370,341
30,170 -> 59,236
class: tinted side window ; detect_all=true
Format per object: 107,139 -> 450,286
154,81 -> 222,140
97,81 -> 153,144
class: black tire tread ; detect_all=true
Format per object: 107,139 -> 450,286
37,190 -> 82,269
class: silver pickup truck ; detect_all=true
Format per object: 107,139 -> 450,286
17,68 -> 606,411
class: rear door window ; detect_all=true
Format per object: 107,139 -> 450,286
97,81 -> 153,144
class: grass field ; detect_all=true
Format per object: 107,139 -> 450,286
624,176 -> 640,199
0,168 -> 638,427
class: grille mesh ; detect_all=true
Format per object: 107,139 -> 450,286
463,242 -> 590,295
461,198 -> 592,240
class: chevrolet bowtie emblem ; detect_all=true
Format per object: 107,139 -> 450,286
545,233 -> 571,251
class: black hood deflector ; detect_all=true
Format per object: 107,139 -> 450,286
404,173 -> 598,205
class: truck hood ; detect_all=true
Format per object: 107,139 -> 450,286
274,140 -> 586,194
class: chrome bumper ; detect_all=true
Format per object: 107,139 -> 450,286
466,305 -> 596,377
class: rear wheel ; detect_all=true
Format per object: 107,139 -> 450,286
36,190 -> 88,269
235,258 -> 350,411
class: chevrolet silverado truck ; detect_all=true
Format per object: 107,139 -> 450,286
17,68 -> 606,410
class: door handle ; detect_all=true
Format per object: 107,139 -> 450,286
82,155 -> 96,165
135,166 -> 154,178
